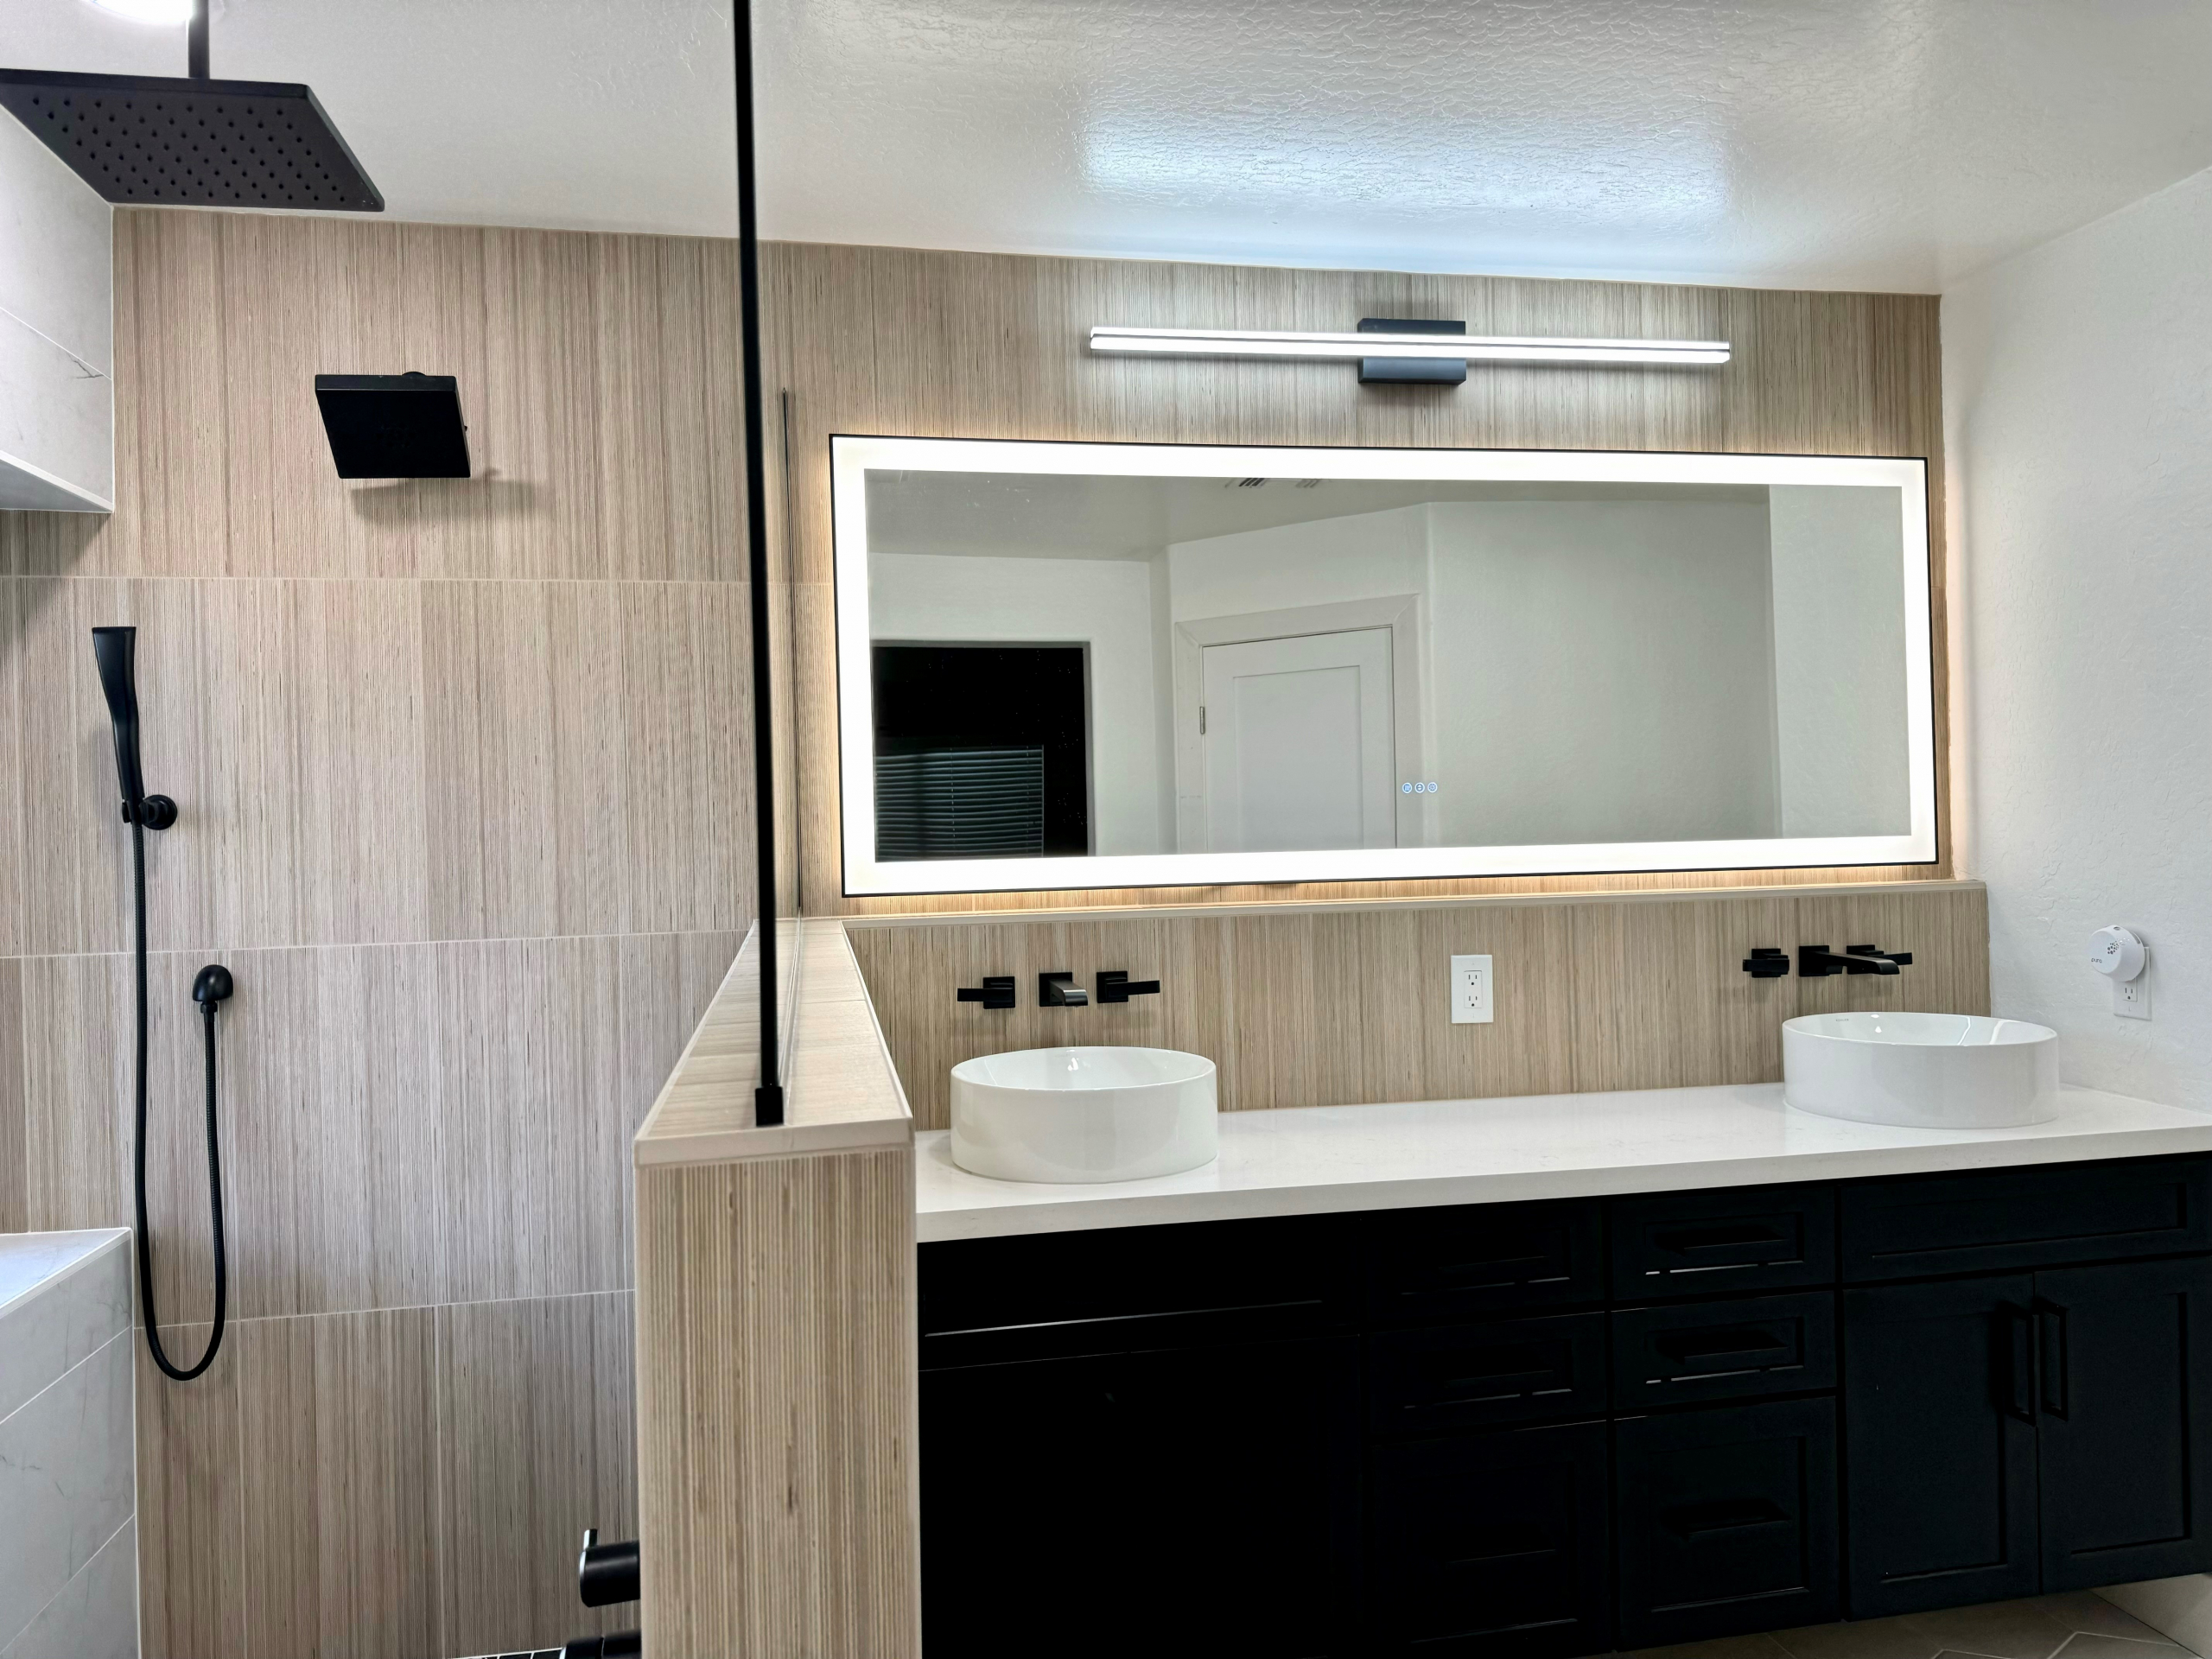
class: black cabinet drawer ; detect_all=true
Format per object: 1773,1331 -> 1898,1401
1841,1156 -> 2212,1281
1611,1185 -> 1836,1300
918,1214 -> 1355,1364
1370,1421 -> 1611,1658
1370,1313 -> 1606,1437
1365,1199 -> 1602,1324
1615,1397 -> 1840,1648
1612,1292 -> 1836,1408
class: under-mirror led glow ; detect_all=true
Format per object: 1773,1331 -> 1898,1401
832,435 -> 1935,898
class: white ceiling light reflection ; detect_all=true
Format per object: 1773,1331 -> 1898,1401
85,0 -> 197,22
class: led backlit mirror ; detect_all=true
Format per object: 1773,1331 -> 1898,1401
831,436 -> 1936,896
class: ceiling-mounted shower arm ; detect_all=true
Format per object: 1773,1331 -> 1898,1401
187,0 -> 208,80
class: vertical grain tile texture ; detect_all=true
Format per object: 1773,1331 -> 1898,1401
636,1150 -> 919,1659
0,957 -> 22,1234
2,207 -> 756,1659
136,1324 -> 245,1659
437,1293 -> 638,1656
767,240 -> 1951,916
850,887 -> 1980,1130
235,1308 -> 440,1659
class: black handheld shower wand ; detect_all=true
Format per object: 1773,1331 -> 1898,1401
91,626 -> 233,1382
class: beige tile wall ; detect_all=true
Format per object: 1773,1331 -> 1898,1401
763,242 -> 1954,914
849,885 -> 1992,1130
0,208 -> 750,1656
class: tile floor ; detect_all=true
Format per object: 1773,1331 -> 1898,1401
1627,1592 -> 2196,1659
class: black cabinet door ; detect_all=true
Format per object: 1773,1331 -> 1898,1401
1615,1398 -> 1839,1648
920,1335 -> 1359,1658
1370,1420 -> 1611,1658
2037,1256 -> 2212,1589
1843,1276 -> 2040,1615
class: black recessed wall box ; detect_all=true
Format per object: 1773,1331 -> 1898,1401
314,373 -> 471,480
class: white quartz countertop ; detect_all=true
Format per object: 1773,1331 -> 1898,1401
914,1084 -> 2212,1243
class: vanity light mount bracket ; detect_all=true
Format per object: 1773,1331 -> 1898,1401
1359,318 -> 1468,385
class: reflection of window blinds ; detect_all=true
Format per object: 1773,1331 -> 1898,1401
875,747 -> 1047,860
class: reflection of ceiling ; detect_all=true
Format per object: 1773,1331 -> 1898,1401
10,3 -> 2212,289
864,473 -> 1770,559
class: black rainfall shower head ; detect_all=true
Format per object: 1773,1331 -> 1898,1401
0,69 -> 382,213
314,373 -> 471,480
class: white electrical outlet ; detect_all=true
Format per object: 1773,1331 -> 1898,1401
2117,974 -> 2152,1020
1451,954 -> 1494,1025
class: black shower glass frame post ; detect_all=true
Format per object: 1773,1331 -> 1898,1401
734,0 -> 784,1124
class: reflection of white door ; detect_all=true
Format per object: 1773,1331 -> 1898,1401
1202,628 -> 1397,852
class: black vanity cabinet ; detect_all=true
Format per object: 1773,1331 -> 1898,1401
1842,1159 -> 2212,1616
917,1216 -> 1363,1659
917,1155 -> 2212,1657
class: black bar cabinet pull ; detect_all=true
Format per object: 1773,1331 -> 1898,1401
2037,1300 -> 2069,1418
2001,1303 -> 2038,1423
1663,1497 -> 1785,1539
1651,1223 -> 1785,1255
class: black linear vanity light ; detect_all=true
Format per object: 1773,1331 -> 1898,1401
1089,318 -> 1731,385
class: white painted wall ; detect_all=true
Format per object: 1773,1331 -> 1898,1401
0,109 -> 112,511
869,550 -> 1169,855
1170,500 -> 1784,848
1945,162 -> 2212,1117
1769,485 -> 1913,837
1424,499 -> 1782,846
1168,504 -> 1433,621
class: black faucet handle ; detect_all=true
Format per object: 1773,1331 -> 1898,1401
1097,970 -> 1161,1002
957,976 -> 1017,1010
1040,971 -> 1089,1007
1741,948 -> 1789,980
1847,944 -> 1913,967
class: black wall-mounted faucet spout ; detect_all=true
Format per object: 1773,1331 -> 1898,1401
1799,944 -> 1915,977
1040,971 -> 1089,1007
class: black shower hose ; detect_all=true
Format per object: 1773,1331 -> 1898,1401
130,815 -> 228,1382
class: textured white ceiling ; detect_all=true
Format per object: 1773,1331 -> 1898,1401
11,0 -> 2212,290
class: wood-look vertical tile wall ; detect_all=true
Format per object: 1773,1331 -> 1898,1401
849,885 -> 1992,1130
758,242 -> 1953,917
635,1150 -> 919,1659
0,209 -> 751,1657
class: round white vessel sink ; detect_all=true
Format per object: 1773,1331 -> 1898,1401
1783,1011 -> 2060,1129
950,1046 -> 1219,1183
